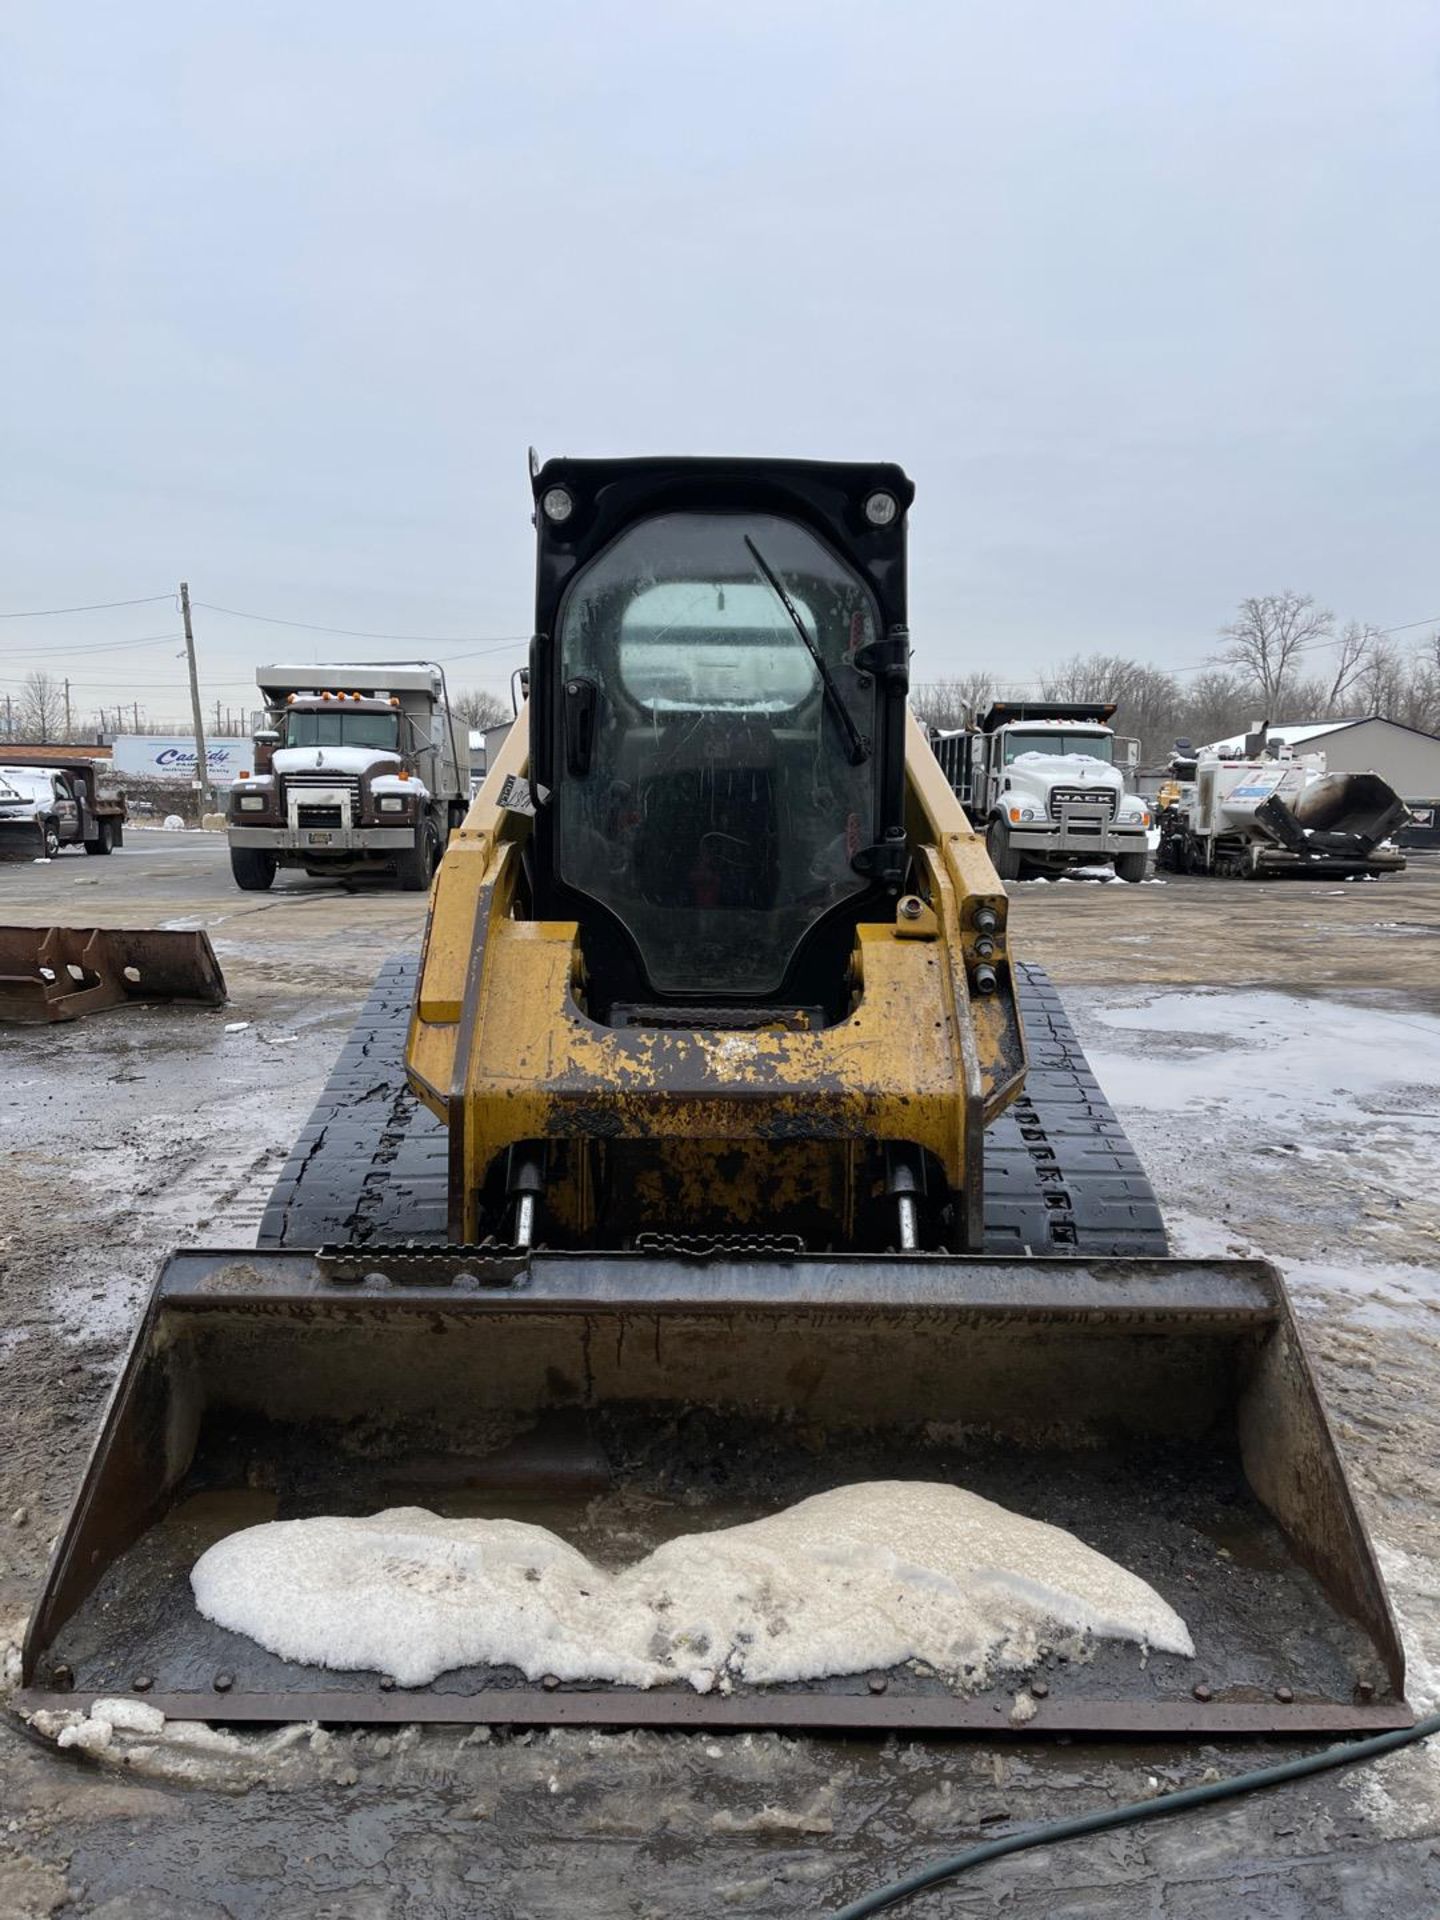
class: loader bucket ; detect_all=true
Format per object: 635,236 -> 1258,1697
0,926 -> 226,1023
19,1248 -> 1409,1737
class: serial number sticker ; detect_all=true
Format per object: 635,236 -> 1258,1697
497,774 -> 536,817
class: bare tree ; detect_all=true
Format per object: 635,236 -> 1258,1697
1219,593 -> 1332,713
1038,655 -> 1121,704
452,686 -> 510,730
911,672 -> 995,732
1324,622 -> 1382,713
1350,636 -> 1407,718
911,616 -> 1440,774
1407,632 -> 1440,736
18,671 -> 64,742
1040,654 -> 1190,763
1178,668 -> 1258,751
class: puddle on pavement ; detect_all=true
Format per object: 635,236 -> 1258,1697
1081,988 -> 1440,1116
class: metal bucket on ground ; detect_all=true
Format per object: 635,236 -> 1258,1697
0,926 -> 226,1023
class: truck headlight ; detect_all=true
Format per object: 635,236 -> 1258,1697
238,794 -> 266,813
1117,803 -> 1148,825
378,795 -> 406,813
1018,806 -> 1038,822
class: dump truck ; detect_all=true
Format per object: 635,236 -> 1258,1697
0,754 -> 127,859
1157,728 -> 1408,879
20,458 -> 1410,1743
226,663 -> 468,890
932,702 -> 1151,881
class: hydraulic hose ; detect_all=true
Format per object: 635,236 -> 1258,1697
829,1710 -> 1440,1919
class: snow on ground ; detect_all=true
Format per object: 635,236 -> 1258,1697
191,1482 -> 1192,1692
1090,990 -> 1436,1152
1017,866 -> 1166,885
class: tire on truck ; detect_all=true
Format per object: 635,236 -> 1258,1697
1114,848 -> 1148,883
985,816 -> 1022,881
85,820 -> 115,856
394,821 -> 441,893
230,846 -> 277,891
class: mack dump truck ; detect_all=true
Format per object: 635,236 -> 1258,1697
21,458 -> 1411,1746
1157,727 -> 1408,880
932,701 -> 1152,881
226,663 -> 468,890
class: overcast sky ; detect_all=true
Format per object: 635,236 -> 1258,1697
2,1 -> 1437,728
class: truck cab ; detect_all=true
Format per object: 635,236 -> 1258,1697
933,701 -> 1151,881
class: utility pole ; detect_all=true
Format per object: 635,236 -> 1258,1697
132,702 -> 140,734
180,581 -> 212,808
63,678 -> 73,742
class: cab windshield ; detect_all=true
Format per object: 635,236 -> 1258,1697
283,710 -> 399,751
1003,730 -> 1113,763
0,768 -> 52,801
556,510 -> 879,997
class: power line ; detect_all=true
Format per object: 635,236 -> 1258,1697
193,600 -> 530,650
1380,612 -> 1440,636
0,594 -> 172,619
0,672 -> 259,691
5,632 -> 185,657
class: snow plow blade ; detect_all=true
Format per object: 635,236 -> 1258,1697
0,818 -> 44,860
20,1247 -> 1410,1737
0,926 -> 226,1023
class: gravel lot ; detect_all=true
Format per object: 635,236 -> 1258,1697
2,833 -> 1437,1918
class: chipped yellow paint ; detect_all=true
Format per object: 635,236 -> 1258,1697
407,701 -> 1029,1243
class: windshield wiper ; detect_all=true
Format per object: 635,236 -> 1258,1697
744,535 -> 868,765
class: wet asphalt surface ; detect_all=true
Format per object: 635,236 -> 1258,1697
1,835 -> 1438,1917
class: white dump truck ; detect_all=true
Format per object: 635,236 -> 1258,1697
932,700 -> 1152,881
1156,727 -> 1408,879
227,663 -> 468,891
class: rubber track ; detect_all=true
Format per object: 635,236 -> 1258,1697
257,956 -> 448,1248
983,960 -> 1169,1257
259,956 -> 1168,1258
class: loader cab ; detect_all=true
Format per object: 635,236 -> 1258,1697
529,459 -> 914,1020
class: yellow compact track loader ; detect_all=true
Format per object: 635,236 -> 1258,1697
20,458 -> 1409,1738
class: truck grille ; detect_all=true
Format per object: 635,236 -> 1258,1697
281,772 -> 361,829
283,773 -> 363,800
1049,786 -> 1116,821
